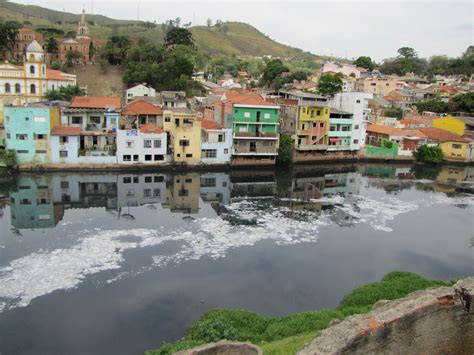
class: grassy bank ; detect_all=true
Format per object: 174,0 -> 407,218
146,271 -> 452,354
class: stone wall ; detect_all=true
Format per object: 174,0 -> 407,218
298,277 -> 474,355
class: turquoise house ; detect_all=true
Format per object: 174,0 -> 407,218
4,103 -> 60,165
328,109 -> 353,151
231,95 -> 280,165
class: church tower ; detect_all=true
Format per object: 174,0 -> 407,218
76,9 -> 90,39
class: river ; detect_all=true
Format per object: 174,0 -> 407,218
0,163 -> 473,354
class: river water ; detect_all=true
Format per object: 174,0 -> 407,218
0,164 -> 473,354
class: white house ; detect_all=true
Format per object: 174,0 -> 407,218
126,83 -> 156,102
199,119 -> 233,165
116,124 -> 168,164
322,62 -> 364,79
330,92 -> 373,151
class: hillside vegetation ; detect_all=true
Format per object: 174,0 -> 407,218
0,1 -> 313,59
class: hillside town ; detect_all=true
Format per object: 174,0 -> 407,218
0,11 -> 473,170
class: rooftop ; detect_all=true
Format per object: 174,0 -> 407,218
199,119 -> 224,130
122,99 -> 163,116
70,96 -> 121,109
51,126 -> 81,136
46,69 -> 75,81
139,124 -> 164,134
419,127 -> 469,143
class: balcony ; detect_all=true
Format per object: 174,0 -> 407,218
328,131 -> 352,138
233,131 -> 278,140
296,143 -> 328,151
233,145 -> 278,156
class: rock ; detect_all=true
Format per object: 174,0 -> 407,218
174,340 -> 262,355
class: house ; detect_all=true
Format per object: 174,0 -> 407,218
162,174 -> 200,213
117,173 -> 167,209
160,91 -> 187,109
358,76 -> 406,96
231,95 -> 280,165
322,62 -> 364,78
383,90 -> 413,110
199,119 -> 233,165
419,127 -> 470,162
330,92 -> 373,150
366,124 -> 427,151
63,96 -> 121,162
0,40 -> 76,106
163,109 -> 202,165
4,103 -> 60,165
432,115 -> 465,136
125,83 -> 156,102
328,109 -> 354,151
121,99 -> 163,128
50,126 -> 81,165
8,28 -> 44,61
116,124 -> 168,165
295,103 -> 330,151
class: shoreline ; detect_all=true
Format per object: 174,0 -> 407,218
11,155 -> 474,172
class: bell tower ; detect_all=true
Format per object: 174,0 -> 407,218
76,9 -> 90,39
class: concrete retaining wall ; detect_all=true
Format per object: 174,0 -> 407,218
298,277 -> 474,355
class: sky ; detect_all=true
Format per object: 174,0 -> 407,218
11,0 -> 474,61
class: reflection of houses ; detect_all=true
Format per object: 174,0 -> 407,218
9,176 -> 62,229
230,170 -> 276,198
117,173 -> 167,208
200,173 -> 231,214
162,174 -> 200,213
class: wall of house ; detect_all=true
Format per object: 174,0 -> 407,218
201,129 -> 233,164
116,129 -> 167,164
440,141 -> 468,161
126,85 -> 156,101
172,124 -> 202,164
51,135 -> 79,164
432,116 -> 465,136
365,139 -> 399,157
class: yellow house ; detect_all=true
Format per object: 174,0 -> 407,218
295,105 -> 330,150
162,173 -> 200,213
432,115 -> 465,136
420,127 -> 469,162
163,109 -> 201,164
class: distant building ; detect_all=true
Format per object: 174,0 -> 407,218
432,115 -> 465,136
160,91 -> 187,109
199,119 -> 233,165
9,28 -> 44,61
357,76 -> 406,96
121,99 -> 163,127
322,62 -> 365,78
125,83 -> 156,102
419,127 -> 471,162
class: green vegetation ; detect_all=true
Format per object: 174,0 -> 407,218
0,149 -> 17,169
384,106 -> 403,119
414,98 -> 448,114
413,144 -> 444,164
45,85 -> 84,101
277,134 -> 293,165
146,271 -> 451,355
317,72 -> 343,96
414,93 -> 474,115
353,56 -> 375,71
0,20 -> 20,59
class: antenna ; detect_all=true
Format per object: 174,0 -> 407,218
137,0 -> 141,21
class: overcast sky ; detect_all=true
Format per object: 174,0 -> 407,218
11,0 -> 474,61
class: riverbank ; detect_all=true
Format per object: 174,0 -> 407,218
145,272 -> 453,354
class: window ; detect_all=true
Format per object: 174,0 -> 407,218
123,177 -> 132,183
244,112 -> 251,118
218,134 -> 224,142
60,181 -> 69,188
264,113 -> 270,119
356,100 -> 361,103
224,148 -> 229,154
179,140 -> 190,147
30,65 -> 35,74
353,139 -> 359,144
133,176 -> 139,183
153,140 -> 161,148
34,116 -> 46,123
25,117 -> 29,121
202,149 -> 217,158
186,153 -> 193,158
123,155 -> 131,162
320,122 -> 324,128
165,117 -> 171,122
201,177 -> 216,187
59,150 -> 68,157
178,189 -> 188,197
144,189 -> 151,197
452,144 -> 462,149
354,125 -> 359,129
30,84 -> 36,94
16,134 -> 28,140
145,154 -> 152,161
20,199 -> 32,205
19,186 -> 31,189
6,133 -> 10,139
72,116 -> 82,124
133,155 -> 139,161
126,141 -> 134,148
61,136 -> 69,144
153,188 -> 160,197
36,150 -> 47,154
144,140 -> 152,148
5,83 -> 10,93
145,176 -> 153,183
90,116 -> 101,125
154,154 -> 164,161
154,176 -> 164,182
35,134 -> 47,140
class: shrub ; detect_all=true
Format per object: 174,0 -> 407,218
277,134 -> 292,165
413,144 -> 444,164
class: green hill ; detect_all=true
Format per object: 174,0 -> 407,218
0,1 -> 313,59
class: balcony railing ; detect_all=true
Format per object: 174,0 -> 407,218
233,146 -> 278,155
233,131 -> 278,139
296,143 -> 328,151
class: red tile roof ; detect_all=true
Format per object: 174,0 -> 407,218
70,96 -> 121,109
366,124 -> 405,136
231,94 -> 279,107
46,69 -> 75,81
419,127 -> 468,143
401,129 -> 427,139
123,99 -> 163,116
199,119 -> 224,130
51,126 -> 81,136
139,124 -> 164,134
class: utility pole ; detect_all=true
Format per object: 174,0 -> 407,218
137,0 -> 141,21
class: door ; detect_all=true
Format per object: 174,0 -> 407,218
250,142 -> 257,153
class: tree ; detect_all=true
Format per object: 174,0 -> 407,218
428,55 -> 449,76
397,47 -> 417,58
447,92 -> 474,115
88,41 -> 96,61
317,72 -> 343,96
206,18 -> 212,28
384,107 -> 403,119
164,27 -> 195,48
277,134 -> 292,165
45,36 -> 58,55
104,35 -> 130,65
0,149 -> 16,169
290,70 -> 309,81
0,22 -> 19,58
260,59 -> 289,87
64,50 -> 82,66
413,145 -> 444,164
45,85 -> 85,102
174,17 -> 181,28
354,56 -> 374,71
414,99 -> 448,114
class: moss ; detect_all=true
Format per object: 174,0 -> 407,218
145,271 -> 452,355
